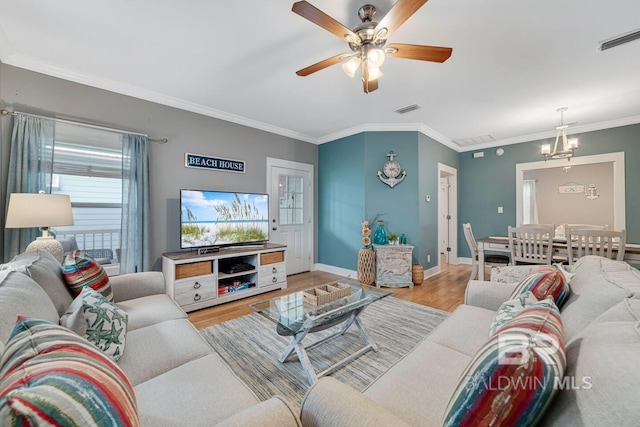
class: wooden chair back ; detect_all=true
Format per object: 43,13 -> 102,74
566,228 -> 626,265
462,223 -> 478,257
508,224 -> 554,265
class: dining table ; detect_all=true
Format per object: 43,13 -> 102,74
475,235 -> 640,280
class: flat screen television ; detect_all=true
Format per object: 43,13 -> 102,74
180,189 -> 269,249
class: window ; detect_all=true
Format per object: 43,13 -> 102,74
51,123 -> 123,269
278,174 -> 304,225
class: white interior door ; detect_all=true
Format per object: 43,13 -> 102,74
267,158 -> 313,275
438,163 -> 458,266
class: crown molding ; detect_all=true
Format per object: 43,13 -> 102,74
2,54 -> 317,144
315,122 -> 458,150
457,115 -> 640,152
4,54 -> 640,152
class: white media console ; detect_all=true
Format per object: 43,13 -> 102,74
162,243 -> 287,312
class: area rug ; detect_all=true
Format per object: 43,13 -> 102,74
199,297 -> 448,405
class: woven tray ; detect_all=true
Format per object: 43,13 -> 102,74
303,282 -> 351,306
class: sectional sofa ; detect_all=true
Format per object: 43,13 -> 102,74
0,250 -> 301,426
300,256 -> 640,426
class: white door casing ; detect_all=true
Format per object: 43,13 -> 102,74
266,158 -> 314,275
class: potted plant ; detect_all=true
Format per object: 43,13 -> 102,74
387,232 -> 399,245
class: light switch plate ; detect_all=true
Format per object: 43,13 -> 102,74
498,206 -> 503,213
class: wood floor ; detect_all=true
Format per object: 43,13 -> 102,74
188,257 -> 479,329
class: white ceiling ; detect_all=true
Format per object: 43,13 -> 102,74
1,0 -> 640,151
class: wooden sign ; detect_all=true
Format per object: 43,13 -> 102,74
185,152 -> 246,173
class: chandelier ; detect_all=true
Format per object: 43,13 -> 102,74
541,107 -> 578,161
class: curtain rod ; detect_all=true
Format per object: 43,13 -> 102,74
0,108 -> 168,143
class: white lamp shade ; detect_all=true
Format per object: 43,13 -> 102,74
5,193 -> 74,229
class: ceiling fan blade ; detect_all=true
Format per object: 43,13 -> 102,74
292,1 -> 358,43
375,0 -> 428,40
296,53 -> 346,76
385,43 -> 452,62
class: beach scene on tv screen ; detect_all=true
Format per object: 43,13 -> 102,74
181,190 -> 269,248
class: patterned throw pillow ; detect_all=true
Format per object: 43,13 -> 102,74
0,318 -> 138,426
61,287 -> 128,361
510,266 -> 570,308
443,299 -> 566,427
62,250 -> 113,301
488,291 -> 539,336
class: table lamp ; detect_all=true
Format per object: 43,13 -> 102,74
5,192 -> 74,262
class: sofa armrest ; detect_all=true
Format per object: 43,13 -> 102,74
109,271 -> 166,302
300,378 -> 411,427
464,280 -> 518,311
213,396 -> 301,427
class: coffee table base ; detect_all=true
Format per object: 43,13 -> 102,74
278,308 -> 378,385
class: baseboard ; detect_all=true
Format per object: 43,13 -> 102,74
424,265 -> 440,279
313,263 -> 358,280
458,257 -> 472,265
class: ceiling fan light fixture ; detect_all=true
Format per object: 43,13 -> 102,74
362,44 -> 385,68
366,65 -> 383,81
342,56 -> 361,78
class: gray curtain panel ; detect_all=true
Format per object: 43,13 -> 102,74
120,134 -> 151,273
3,114 -> 55,261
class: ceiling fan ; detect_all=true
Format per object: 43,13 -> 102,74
292,0 -> 453,93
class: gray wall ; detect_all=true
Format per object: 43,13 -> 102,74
0,63 -> 318,269
524,163 -> 614,228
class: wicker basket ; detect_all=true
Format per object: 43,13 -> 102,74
260,251 -> 284,265
303,282 -> 351,306
175,261 -> 213,279
412,264 -> 424,285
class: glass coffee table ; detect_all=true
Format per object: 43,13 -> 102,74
249,280 -> 393,385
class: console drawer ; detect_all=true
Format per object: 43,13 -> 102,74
259,262 -> 286,287
174,274 -> 217,306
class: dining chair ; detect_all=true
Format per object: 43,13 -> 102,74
508,224 -> 555,265
463,223 -> 510,280
566,228 -> 626,265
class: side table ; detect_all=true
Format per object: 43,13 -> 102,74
374,244 -> 414,288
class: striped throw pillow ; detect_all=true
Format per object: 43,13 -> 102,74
443,299 -> 566,427
510,266 -> 570,308
62,250 -> 113,301
0,318 -> 138,426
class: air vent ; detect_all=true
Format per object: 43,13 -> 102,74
395,104 -> 420,114
599,28 -> 640,51
452,134 -> 497,146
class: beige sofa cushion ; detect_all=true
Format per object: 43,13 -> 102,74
426,304 -> 495,356
0,270 -> 59,347
364,341 -> 472,426
5,250 -> 72,316
541,298 -> 640,426
116,318 -> 212,386
117,294 -> 187,331
135,354 -> 259,426
561,256 -> 640,340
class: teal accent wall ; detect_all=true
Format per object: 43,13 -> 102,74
419,133 -> 459,268
318,131 -> 458,271
318,134 -> 366,269
458,123 -> 640,258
